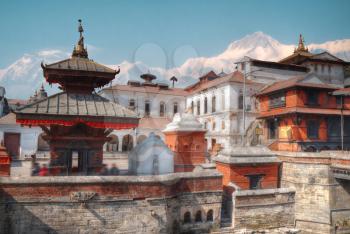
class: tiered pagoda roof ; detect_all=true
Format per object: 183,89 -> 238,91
16,20 -> 138,129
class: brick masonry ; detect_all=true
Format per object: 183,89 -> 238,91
0,171 -> 223,234
279,152 -> 350,234
233,188 -> 296,231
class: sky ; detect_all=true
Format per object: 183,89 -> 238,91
0,0 -> 350,68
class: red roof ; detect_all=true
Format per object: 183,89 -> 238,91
257,76 -> 340,96
186,71 -> 262,92
258,107 -> 350,118
333,87 -> 350,96
105,84 -> 188,96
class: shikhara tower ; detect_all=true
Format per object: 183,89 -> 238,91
15,20 -> 139,175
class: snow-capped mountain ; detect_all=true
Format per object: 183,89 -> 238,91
1,32 -> 350,99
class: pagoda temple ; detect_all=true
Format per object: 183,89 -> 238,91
15,20 -> 139,175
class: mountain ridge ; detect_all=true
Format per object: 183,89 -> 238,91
1,32 -> 350,99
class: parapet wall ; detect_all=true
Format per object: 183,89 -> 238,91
233,188 -> 295,231
0,171 -> 223,234
278,151 -> 350,234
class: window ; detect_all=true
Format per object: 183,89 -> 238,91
268,92 -> 286,109
222,92 -> 225,110
307,120 -> 319,139
212,121 -> 216,131
184,212 -> 191,224
238,94 -> 243,109
328,65 -> 332,73
211,139 -> 216,149
191,101 -> 194,114
152,155 -> 159,175
267,119 -> 278,139
145,100 -> 151,117
159,102 -> 165,117
306,90 -> 319,106
129,99 -> 136,110
204,97 -> 208,114
336,96 -> 342,106
206,210 -> 214,222
321,64 -> 325,73
159,102 -> 165,116
247,174 -> 263,190
241,63 -> 245,71
221,121 -> 225,130
212,96 -> 216,113
173,102 -> 178,114
195,211 -> 202,222
314,64 -> 318,72
197,100 -> 200,115
204,122 -> 207,129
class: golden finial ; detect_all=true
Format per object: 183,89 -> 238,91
72,19 -> 88,58
295,34 -> 308,53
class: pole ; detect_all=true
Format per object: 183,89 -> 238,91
242,65 -> 246,146
341,96 -> 344,151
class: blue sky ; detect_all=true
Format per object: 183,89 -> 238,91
0,0 -> 350,68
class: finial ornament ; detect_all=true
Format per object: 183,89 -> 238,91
295,34 -> 308,53
78,19 -> 84,38
72,19 -> 88,58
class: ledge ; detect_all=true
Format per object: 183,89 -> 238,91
0,171 -> 222,185
235,187 -> 296,197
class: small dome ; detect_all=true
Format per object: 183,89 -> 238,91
163,113 -> 205,132
128,132 -> 174,175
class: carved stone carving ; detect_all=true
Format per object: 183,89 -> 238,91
70,191 -> 96,202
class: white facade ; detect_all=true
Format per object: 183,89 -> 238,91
185,76 -> 262,150
0,116 -> 42,159
128,132 -> 174,175
99,81 -> 187,152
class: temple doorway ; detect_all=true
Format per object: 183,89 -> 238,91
62,149 -> 91,175
4,132 -> 20,159
122,135 -> 133,151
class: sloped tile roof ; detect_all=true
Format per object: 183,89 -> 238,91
257,76 -> 340,96
43,57 -> 116,74
16,92 -> 137,118
0,113 -> 16,125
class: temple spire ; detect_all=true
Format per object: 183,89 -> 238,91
72,19 -> 88,58
294,34 -> 308,53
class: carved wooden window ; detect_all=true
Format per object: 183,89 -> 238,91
268,92 -> 286,109
247,174 -> 263,190
307,120 -> 319,139
306,90 -> 319,106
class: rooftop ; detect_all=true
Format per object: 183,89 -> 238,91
163,113 -> 205,132
186,70 -> 262,92
257,73 -> 341,96
15,92 -> 139,129
214,146 -> 279,164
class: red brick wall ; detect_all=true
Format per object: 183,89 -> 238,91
164,131 -> 207,172
216,162 -> 279,190
0,174 -> 222,200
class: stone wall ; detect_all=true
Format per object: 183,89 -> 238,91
279,151 -> 350,234
233,188 -> 295,231
0,171 -> 222,234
